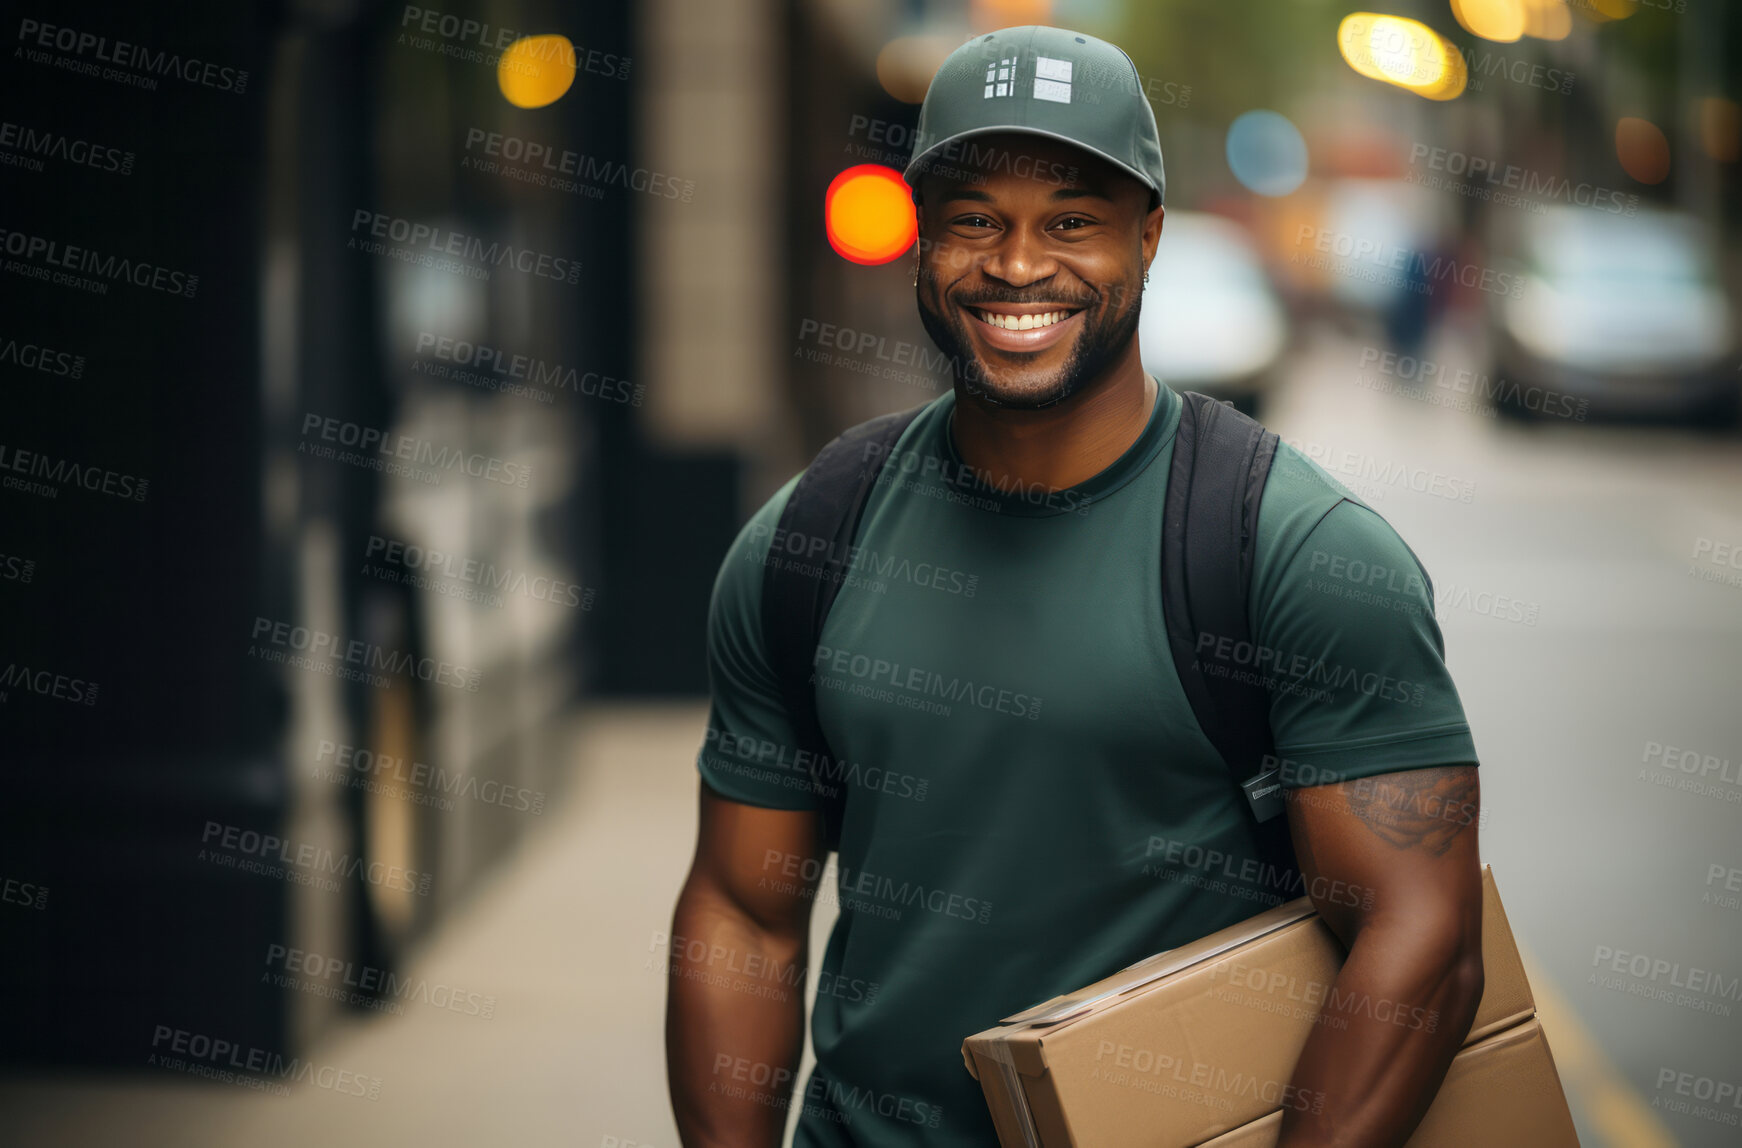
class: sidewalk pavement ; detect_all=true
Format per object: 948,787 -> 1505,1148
0,702 -> 770,1148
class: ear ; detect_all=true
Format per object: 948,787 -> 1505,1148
1140,203 -> 1165,277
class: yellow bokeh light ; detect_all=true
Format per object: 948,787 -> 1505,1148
1338,14 -> 1467,101
497,35 -> 577,109
1522,0 -> 1572,40
1451,0 -> 1526,43
1372,26 -> 1443,84
1578,0 -> 1637,22
825,166 -> 917,265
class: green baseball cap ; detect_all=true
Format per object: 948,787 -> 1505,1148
903,25 -> 1166,208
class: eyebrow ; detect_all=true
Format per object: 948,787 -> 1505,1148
941,184 -> 1111,204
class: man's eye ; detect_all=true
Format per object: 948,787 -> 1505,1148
956,215 -> 994,229
1055,216 -> 1092,231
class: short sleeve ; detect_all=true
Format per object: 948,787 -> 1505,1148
695,474 -> 822,810
1251,498 -> 1479,790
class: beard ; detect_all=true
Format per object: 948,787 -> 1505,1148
917,279 -> 1143,411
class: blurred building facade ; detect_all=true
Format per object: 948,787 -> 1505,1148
0,0 -> 656,1067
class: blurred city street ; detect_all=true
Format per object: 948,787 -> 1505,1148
4,3 -> 1738,1142
4,319 -> 1736,1147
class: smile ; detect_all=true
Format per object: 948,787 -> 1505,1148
972,308 -> 1079,331
964,305 -> 1086,352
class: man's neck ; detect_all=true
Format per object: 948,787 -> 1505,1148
950,349 -> 1157,494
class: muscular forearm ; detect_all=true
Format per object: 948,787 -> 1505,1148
1275,922 -> 1483,1148
666,888 -> 810,1148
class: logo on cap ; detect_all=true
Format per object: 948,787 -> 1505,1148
982,53 -> 1075,104
983,55 -> 1017,99
1033,56 -> 1073,104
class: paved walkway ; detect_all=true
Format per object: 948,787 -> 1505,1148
0,703 -> 753,1148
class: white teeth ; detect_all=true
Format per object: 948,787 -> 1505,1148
978,310 -> 1070,331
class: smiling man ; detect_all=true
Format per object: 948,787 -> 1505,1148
914,138 -> 1141,411
667,25 -> 1484,1148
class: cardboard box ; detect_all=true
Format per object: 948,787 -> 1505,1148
962,866 -> 1577,1147
1194,1018 -> 1575,1147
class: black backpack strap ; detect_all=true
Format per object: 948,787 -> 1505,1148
1161,392 -> 1299,891
762,405 -> 927,851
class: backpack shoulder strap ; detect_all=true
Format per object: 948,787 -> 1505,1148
761,404 -> 927,851
1161,391 -> 1299,881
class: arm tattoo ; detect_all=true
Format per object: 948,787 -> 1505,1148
1340,766 -> 1479,855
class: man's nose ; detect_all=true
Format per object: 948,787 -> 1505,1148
981,226 -> 1061,289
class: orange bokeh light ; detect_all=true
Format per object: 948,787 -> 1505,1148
497,35 -> 577,109
825,165 -> 918,265
1616,116 -> 1671,184
969,0 -> 1052,34
876,35 -> 955,104
1700,98 -> 1740,163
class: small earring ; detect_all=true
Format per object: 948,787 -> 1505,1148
1144,271 -> 1150,284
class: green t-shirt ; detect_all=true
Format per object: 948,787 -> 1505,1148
696,380 -> 1478,1147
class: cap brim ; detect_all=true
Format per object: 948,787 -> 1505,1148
903,126 -> 1161,206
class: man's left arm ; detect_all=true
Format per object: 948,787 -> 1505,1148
1274,763 -> 1484,1148
1244,488 -> 1489,1148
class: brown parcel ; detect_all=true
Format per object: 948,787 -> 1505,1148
1194,1017 -> 1573,1147
960,865 -> 1578,1147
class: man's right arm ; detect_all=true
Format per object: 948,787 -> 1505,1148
666,782 -> 825,1147
669,475 -> 822,1144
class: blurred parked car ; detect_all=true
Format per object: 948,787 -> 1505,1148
1140,210 -> 1290,416
1492,206 -> 1738,424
